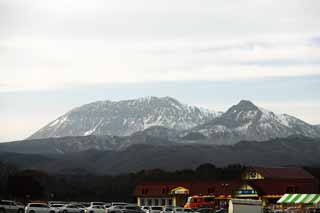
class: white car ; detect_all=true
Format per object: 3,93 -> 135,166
111,204 -> 127,207
59,204 -> 85,213
85,206 -> 105,213
0,200 -> 25,213
141,207 -> 150,213
89,203 -> 106,208
49,204 -> 65,213
147,207 -> 163,213
174,208 -> 197,213
106,206 -> 125,213
103,204 -> 112,209
25,203 -> 56,213
160,207 -> 174,213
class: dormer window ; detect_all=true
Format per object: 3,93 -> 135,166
249,171 -> 257,178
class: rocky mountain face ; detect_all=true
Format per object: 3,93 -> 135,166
29,97 -> 219,139
191,100 -> 320,145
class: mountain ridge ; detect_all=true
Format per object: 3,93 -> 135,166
25,97 -> 320,146
28,96 -> 220,140
1,136 -> 320,175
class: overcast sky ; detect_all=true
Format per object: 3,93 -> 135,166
1,0 -> 320,142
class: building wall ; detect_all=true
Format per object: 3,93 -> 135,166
137,197 -> 174,207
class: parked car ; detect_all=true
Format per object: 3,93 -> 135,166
0,200 -> 25,213
89,203 -> 106,208
306,208 -> 320,213
263,207 -> 273,213
194,208 -> 214,213
49,204 -> 65,213
111,204 -> 128,207
140,207 -> 150,213
160,207 -> 174,213
15,203 -> 25,210
106,206 -> 126,213
103,204 -> 112,209
173,208 -> 184,213
147,207 -> 163,213
273,210 -> 284,213
48,203 -> 68,207
174,208 -> 198,213
25,203 -> 56,213
183,209 -> 198,213
118,205 -> 144,213
59,204 -> 85,213
215,209 -> 227,213
85,206 -> 105,213
284,207 -> 301,213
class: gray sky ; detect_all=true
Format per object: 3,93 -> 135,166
1,0 -> 320,142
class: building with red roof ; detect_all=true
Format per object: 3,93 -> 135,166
134,167 -> 318,208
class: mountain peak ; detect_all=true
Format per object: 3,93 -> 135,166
238,100 -> 256,106
226,100 -> 259,115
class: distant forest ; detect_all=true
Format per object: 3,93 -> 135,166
1,161 -> 320,203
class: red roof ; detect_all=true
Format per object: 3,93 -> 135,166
247,179 -> 318,195
134,180 -> 241,197
134,168 -> 318,197
249,167 -> 315,179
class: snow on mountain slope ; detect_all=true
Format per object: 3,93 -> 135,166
29,97 -> 220,139
191,100 -> 320,144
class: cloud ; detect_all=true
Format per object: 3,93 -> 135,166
1,0 -> 320,92
1,34 -> 320,92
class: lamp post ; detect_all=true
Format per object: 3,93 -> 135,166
221,183 -> 229,209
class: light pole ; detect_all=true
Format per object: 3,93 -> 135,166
221,183 -> 229,209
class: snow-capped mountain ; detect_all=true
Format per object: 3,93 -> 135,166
29,97 -> 220,139
191,100 -> 320,144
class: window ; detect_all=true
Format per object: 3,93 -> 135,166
148,199 -> 152,206
142,188 -> 149,195
0,201 -> 11,205
168,199 -> 172,206
140,199 -> 145,206
249,171 -> 257,178
204,197 -> 215,202
162,187 -> 169,194
154,199 -> 159,206
286,186 -> 298,193
161,199 -> 166,206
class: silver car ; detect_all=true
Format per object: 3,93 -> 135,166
147,207 -> 163,213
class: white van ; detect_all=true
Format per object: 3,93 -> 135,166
228,199 -> 262,213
